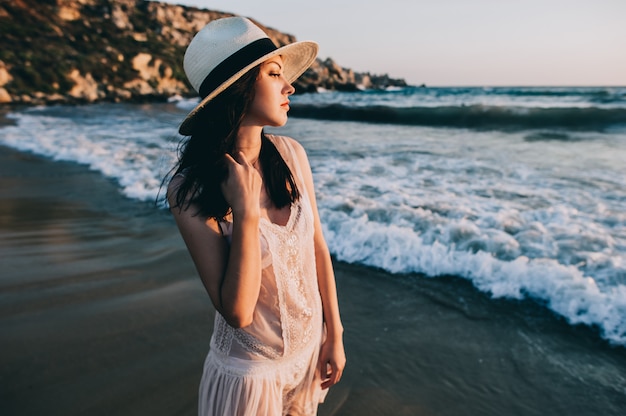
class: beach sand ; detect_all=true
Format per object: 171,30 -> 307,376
1,145 -> 625,416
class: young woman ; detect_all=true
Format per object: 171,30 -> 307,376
167,17 -> 345,415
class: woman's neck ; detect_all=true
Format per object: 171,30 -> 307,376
235,125 -> 263,165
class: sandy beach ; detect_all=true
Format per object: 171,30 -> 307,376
1,144 -> 626,416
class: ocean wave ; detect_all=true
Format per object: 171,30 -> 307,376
289,104 -> 626,131
0,107 -> 178,203
322,208 -> 626,346
307,142 -> 626,347
479,86 -> 625,101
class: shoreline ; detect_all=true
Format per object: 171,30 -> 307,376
1,145 -> 626,415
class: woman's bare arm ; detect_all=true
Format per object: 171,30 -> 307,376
167,152 -> 262,328
289,138 -> 346,389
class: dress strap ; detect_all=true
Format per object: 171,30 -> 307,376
267,134 -> 307,192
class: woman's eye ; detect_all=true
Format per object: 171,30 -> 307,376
270,73 -> 281,77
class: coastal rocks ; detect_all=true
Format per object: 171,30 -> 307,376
123,53 -> 186,98
147,3 -> 232,47
68,69 -> 101,102
0,61 -> 12,103
0,90 -> 10,104
57,0 -> 96,21
57,5 -> 81,21
0,0 -> 408,106
111,0 -> 135,30
296,58 -> 407,92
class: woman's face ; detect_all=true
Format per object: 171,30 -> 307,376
243,55 -> 295,128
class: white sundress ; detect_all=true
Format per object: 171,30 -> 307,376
198,135 -> 327,416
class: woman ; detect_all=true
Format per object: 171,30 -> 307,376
167,17 -> 345,415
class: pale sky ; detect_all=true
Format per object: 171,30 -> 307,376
165,0 -> 626,86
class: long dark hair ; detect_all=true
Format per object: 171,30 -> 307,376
167,65 -> 300,220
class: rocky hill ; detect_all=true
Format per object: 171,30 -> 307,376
0,0 -> 407,105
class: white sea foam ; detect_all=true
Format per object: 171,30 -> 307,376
321,208 -> 626,344
174,97 -> 200,112
0,105 -> 179,202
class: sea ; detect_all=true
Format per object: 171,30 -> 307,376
2,85 -> 625,347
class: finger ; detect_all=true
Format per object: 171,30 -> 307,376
321,372 -> 331,389
329,362 -> 341,382
321,371 -> 339,389
332,368 -> 343,384
232,151 -> 251,166
223,153 -> 237,166
319,360 -> 329,380
324,374 -> 342,389
320,362 -> 338,389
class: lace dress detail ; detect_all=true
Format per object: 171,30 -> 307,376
198,135 -> 326,416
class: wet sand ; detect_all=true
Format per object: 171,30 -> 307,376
1,145 -> 625,415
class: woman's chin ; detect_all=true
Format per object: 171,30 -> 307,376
267,118 -> 288,128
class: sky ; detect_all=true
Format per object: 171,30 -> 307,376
164,0 -> 626,86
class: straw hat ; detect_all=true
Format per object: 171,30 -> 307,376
178,16 -> 318,135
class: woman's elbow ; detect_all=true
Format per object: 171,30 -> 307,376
221,309 -> 254,328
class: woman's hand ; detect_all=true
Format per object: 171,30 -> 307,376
221,151 -> 262,218
319,335 -> 346,389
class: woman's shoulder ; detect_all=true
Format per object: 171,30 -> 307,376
266,133 -> 300,148
166,172 -> 185,206
167,168 -> 188,192
166,168 -> 197,209
265,134 -> 306,160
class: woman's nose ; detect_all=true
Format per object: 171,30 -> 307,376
284,80 -> 295,96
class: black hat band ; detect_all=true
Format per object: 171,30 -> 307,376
198,38 -> 277,99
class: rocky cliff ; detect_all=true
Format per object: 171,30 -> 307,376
0,0 -> 407,105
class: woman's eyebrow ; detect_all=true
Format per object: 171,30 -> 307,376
265,61 -> 283,70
